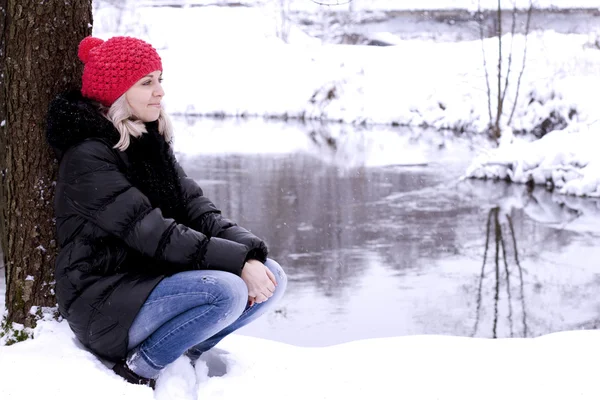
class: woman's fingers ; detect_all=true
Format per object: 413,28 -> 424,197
266,268 -> 277,287
255,293 -> 268,304
249,268 -> 278,304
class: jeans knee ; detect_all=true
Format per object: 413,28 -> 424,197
216,272 -> 248,318
265,258 -> 288,293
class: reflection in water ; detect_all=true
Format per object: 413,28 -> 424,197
461,180 -> 600,339
472,208 -> 528,338
173,118 -> 600,346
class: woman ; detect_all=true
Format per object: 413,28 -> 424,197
45,36 -> 287,388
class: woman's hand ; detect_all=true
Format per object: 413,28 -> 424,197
242,259 -> 277,305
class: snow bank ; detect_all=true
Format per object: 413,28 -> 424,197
1,316 -> 599,400
464,121 -> 600,197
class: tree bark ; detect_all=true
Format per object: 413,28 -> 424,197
1,0 -> 8,255
1,0 -> 92,327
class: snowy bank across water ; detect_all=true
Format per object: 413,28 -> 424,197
464,122 -> 600,197
93,6 -> 600,135
0,316 -> 599,400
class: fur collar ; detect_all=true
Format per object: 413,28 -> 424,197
46,91 -> 186,221
46,90 -> 120,157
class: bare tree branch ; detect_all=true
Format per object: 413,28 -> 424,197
276,0 -> 291,43
494,0 -> 503,138
500,0 -> 518,112
479,0 -> 493,124
508,0 -> 534,125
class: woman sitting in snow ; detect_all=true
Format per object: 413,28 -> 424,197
45,36 -> 287,389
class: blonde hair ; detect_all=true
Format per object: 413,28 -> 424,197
102,94 -> 174,151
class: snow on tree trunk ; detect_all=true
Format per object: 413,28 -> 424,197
0,0 -> 92,328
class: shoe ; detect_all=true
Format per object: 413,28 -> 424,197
112,360 -> 156,389
185,349 -> 203,367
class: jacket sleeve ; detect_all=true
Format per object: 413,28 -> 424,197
172,151 -> 268,263
61,140 -> 250,275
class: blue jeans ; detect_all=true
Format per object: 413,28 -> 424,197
126,258 -> 287,379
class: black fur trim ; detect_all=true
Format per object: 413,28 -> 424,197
245,243 -> 268,263
46,91 -> 119,158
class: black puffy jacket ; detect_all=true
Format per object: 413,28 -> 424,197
46,91 -> 267,361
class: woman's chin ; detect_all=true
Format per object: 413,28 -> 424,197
141,113 -> 160,123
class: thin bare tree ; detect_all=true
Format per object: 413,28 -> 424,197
275,0 -> 292,43
478,2 -> 494,124
478,0 -> 534,139
508,4 -> 534,126
494,0 -> 504,140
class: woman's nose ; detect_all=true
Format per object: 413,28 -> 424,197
154,83 -> 164,97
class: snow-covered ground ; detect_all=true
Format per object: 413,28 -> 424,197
0,253 -> 5,336
1,306 -> 599,400
464,121 -> 600,197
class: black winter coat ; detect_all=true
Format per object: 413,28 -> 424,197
46,91 -> 268,361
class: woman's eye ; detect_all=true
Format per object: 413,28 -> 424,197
142,80 -> 152,86
159,78 -> 164,83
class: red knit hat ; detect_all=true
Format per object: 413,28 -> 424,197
78,36 -> 163,107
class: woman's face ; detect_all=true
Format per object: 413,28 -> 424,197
125,70 -> 164,122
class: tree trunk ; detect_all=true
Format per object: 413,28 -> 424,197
1,0 -> 92,328
1,0 -> 8,255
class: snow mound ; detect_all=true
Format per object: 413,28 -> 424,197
464,122 -> 600,197
1,317 -> 600,400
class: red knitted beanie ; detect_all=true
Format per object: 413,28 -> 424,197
79,36 -> 163,107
